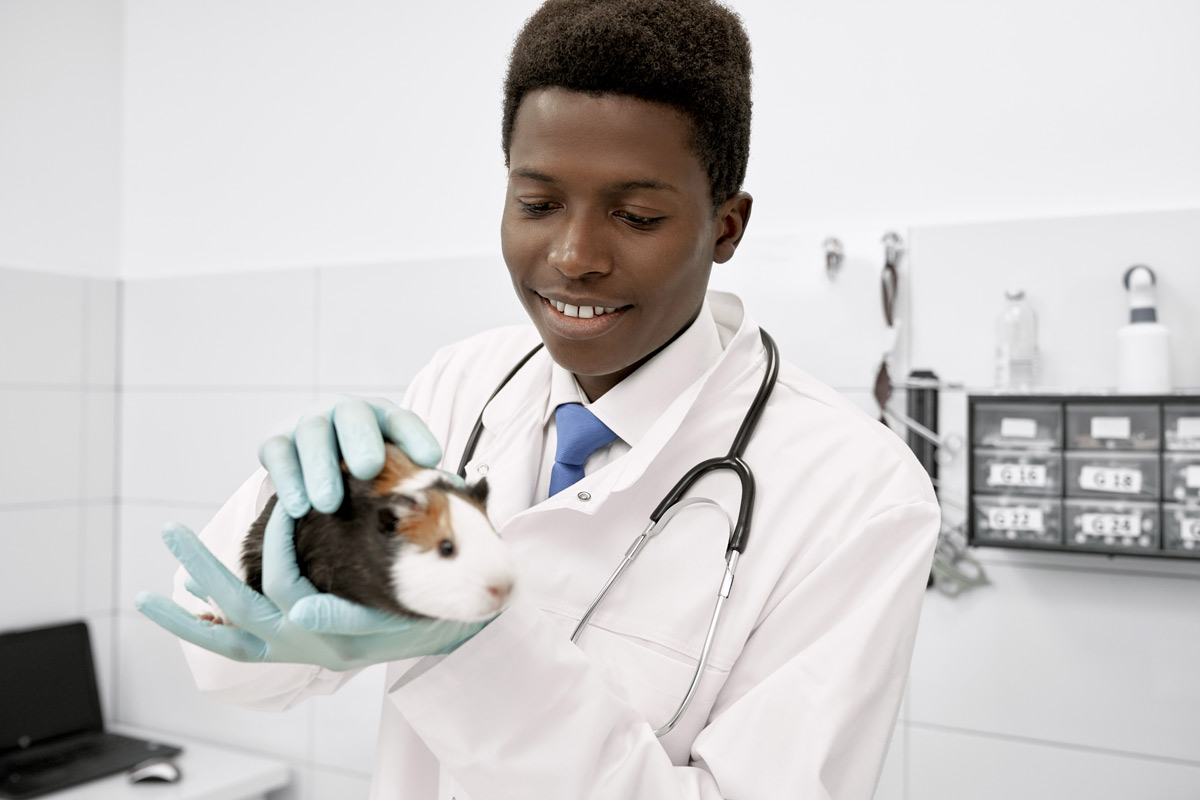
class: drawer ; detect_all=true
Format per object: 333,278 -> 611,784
972,449 -> 1063,496
1164,404 -> 1200,451
1064,452 -> 1159,500
1162,504 -> 1200,557
1064,499 -> 1160,553
972,403 -> 1062,449
1065,403 -> 1160,451
972,495 -> 1062,547
1163,453 -> 1200,503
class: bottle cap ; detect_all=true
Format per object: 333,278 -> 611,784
1005,288 -> 1025,301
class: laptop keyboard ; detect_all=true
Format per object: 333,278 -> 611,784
0,733 -> 180,799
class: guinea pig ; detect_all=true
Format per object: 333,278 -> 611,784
237,443 -> 517,623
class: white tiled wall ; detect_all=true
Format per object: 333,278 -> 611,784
0,267 -> 120,710
112,257 -> 532,797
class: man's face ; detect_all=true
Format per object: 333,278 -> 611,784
501,88 -> 750,401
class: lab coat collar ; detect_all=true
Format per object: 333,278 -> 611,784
469,291 -> 765,523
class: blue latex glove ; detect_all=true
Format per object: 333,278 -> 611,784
259,395 -> 443,517
135,503 -> 486,670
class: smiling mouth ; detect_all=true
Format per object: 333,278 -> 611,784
538,294 -> 627,319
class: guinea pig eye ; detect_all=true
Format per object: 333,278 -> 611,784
437,539 -> 455,558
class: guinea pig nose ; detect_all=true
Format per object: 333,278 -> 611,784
487,579 -> 514,601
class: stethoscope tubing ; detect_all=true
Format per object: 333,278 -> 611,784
455,327 -> 780,737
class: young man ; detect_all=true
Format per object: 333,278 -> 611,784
139,1 -> 939,797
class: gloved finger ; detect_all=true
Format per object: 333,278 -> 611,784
332,398 -> 387,480
258,433 -> 311,518
161,524 -> 278,630
183,573 -> 210,602
294,411 -> 344,513
369,399 -> 442,468
436,469 -> 467,490
261,502 -> 319,611
288,593 -> 415,635
135,591 -> 269,663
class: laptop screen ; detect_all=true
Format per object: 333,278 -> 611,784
0,622 -> 104,754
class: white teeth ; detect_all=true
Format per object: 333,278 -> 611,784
547,297 -> 620,318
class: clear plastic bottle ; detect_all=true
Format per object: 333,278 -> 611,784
995,289 -> 1039,389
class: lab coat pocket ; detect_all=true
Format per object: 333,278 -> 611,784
572,621 -> 730,765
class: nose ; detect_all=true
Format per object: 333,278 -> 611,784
548,211 -> 611,278
487,578 -> 515,605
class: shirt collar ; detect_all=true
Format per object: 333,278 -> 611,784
543,298 -> 725,447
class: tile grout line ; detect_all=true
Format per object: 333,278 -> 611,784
907,720 -> 1200,770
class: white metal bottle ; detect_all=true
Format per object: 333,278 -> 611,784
1117,264 -> 1170,394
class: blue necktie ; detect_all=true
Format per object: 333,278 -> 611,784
549,403 -> 618,497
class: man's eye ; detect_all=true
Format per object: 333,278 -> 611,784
518,201 -> 556,216
615,210 -> 664,229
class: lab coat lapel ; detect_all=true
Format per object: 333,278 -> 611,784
460,351 -> 551,529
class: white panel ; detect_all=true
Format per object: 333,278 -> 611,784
0,0 -> 121,277
908,561 -> 1200,762
84,278 -> 119,386
909,725 -> 1200,800
909,210 -> 1200,392
316,259 -> 528,387
0,389 -> 83,505
312,665 -> 386,774
115,613 -> 313,761
711,229 -> 901,391
82,390 -> 117,500
120,390 -> 314,505
117,503 -> 222,610
0,507 -> 81,631
0,268 -> 84,384
122,270 -> 319,388
80,504 -> 116,615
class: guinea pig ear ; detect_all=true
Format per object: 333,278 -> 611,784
376,506 -> 399,534
465,477 -> 489,507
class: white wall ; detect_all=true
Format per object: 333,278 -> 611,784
117,0 -> 1200,280
0,0 -> 123,278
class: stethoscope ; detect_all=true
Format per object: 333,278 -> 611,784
456,329 -> 779,737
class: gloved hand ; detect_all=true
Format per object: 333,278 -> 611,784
259,395 -> 443,518
135,503 -> 486,670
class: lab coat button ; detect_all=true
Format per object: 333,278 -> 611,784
477,464 -> 489,475
577,491 -> 592,502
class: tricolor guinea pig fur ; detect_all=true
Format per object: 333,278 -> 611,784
239,444 -> 517,623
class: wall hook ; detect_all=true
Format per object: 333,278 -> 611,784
822,237 -> 844,279
882,231 -> 905,268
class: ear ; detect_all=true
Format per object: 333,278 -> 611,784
466,477 -> 489,508
712,191 -> 753,265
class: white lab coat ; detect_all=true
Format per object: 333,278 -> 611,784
174,291 -> 940,800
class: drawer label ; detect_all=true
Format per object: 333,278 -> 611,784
1186,465 -> 1200,489
1178,417 -> 1200,439
1000,418 -> 1037,439
1091,416 -> 1131,440
986,506 -> 1045,532
1079,465 -> 1143,494
1181,518 -> 1200,542
988,463 -> 1049,488
1080,512 -> 1141,538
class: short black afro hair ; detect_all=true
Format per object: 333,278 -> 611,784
502,0 -> 752,209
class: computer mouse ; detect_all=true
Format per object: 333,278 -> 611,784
127,757 -> 182,784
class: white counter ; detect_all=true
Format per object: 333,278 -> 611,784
46,725 -> 290,800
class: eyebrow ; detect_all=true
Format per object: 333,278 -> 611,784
509,168 -> 680,195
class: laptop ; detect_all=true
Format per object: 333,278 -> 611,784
0,621 -> 182,798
